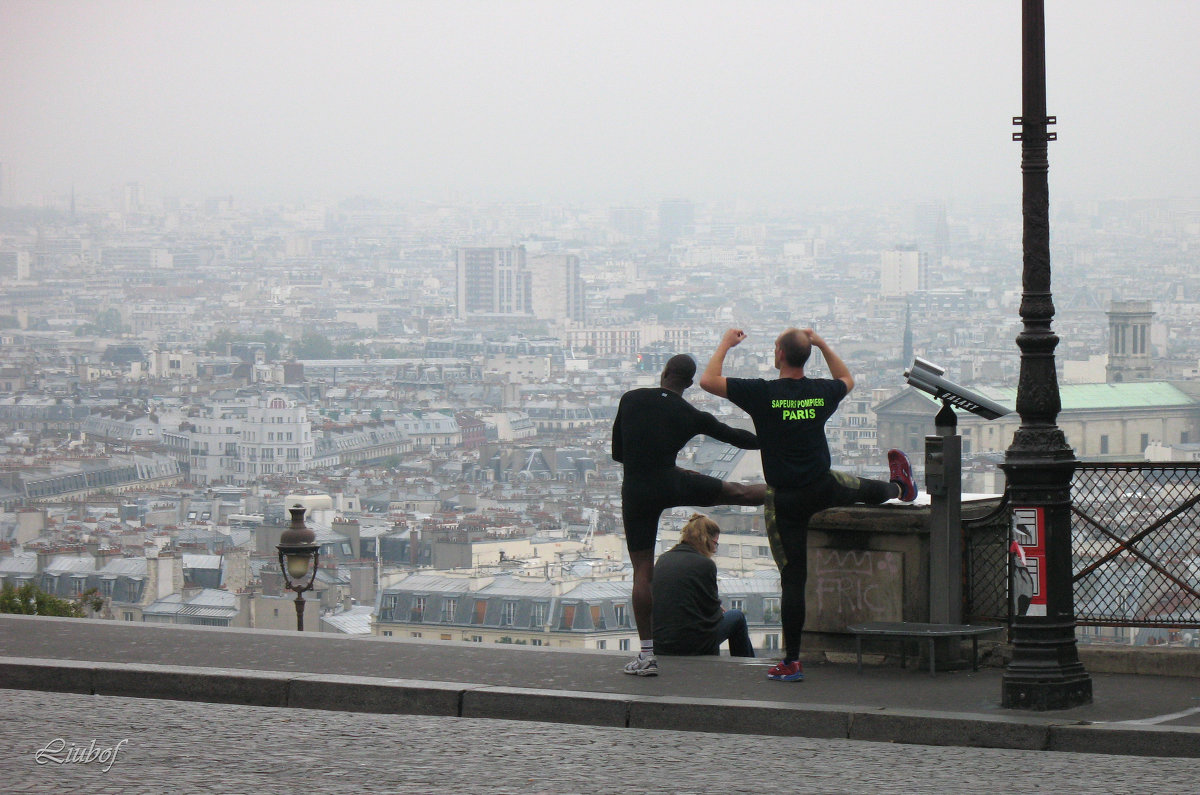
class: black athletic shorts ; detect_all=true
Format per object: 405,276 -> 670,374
621,466 -> 725,553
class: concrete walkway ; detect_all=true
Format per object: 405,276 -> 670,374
2,614 -> 1198,758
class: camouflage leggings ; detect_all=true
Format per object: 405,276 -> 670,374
766,471 -> 895,660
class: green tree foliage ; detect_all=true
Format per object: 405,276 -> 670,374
204,329 -> 285,361
333,341 -> 362,358
75,307 -> 126,337
0,582 -> 103,617
293,331 -> 334,359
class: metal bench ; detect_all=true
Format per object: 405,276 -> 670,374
847,621 -> 1004,676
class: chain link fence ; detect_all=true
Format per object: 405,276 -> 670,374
1072,463 -> 1200,629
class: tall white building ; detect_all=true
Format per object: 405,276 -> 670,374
526,253 -> 585,323
234,394 -> 314,484
0,250 -> 31,281
880,248 -> 927,297
455,246 -> 531,319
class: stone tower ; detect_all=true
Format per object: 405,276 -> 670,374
1106,300 -> 1154,383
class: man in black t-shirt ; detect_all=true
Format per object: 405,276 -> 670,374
612,353 -> 766,676
700,327 -> 917,683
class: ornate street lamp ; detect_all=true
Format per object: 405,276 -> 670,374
1001,0 -> 1091,709
277,504 -> 320,631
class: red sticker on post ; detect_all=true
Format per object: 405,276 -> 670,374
1013,507 -> 1046,616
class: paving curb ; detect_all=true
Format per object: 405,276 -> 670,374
3,656 -> 1198,757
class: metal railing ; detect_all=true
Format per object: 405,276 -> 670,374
963,464 -> 1200,632
964,493 -> 1012,625
1072,463 -> 1200,629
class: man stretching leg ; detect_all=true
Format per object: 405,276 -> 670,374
700,328 -> 916,681
612,353 -> 766,676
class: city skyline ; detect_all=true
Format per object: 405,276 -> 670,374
2,1 -> 1199,207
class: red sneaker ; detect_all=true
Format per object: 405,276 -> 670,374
766,659 -> 804,681
888,449 -> 917,502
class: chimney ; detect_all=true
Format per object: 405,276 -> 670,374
93,548 -> 123,569
335,517 -> 362,559
35,546 -> 58,572
221,546 -> 251,592
234,586 -> 256,629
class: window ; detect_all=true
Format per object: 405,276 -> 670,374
764,633 -> 780,650
530,602 -> 548,627
1140,433 -> 1149,452
619,639 -> 630,651
763,597 -> 780,623
440,634 -> 452,641
441,598 -> 458,622
614,603 -> 629,627
470,635 -> 483,643
559,604 -> 576,630
1100,435 -> 1109,455
410,632 -> 422,638
728,598 -> 744,612
411,596 -> 426,622
597,640 -> 606,650
123,612 -> 134,621
472,599 -> 487,624
501,601 -> 517,626
531,638 -> 544,646
382,631 -> 393,637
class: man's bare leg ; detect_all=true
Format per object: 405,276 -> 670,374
720,481 -> 766,506
629,547 -> 654,641
623,547 -> 659,675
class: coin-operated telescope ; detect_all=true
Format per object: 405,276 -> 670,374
903,358 -> 1012,627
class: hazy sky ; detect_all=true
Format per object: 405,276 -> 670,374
2,0 -> 1197,206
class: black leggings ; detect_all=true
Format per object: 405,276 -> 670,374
621,466 -> 725,553
766,471 -> 895,660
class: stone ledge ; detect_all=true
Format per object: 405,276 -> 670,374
1077,645 -> 1200,678
1049,723 -> 1200,758
629,695 -> 849,738
847,708 -> 1054,751
4,655 -> 1200,758
95,662 -> 291,707
288,673 -> 472,716
463,686 -> 630,727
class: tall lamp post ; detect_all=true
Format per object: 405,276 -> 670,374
277,504 -> 320,632
1000,0 -> 1092,709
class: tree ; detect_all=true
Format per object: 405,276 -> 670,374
0,582 -> 103,617
333,341 -> 362,358
75,307 -> 126,337
293,331 -> 334,359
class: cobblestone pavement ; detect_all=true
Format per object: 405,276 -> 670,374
2,690 -> 1195,795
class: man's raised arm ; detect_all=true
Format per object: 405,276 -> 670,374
806,328 -> 855,394
699,328 -> 745,399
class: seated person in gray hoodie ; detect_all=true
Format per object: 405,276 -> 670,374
652,513 -> 755,658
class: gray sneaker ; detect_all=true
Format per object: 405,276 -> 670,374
622,654 -> 659,676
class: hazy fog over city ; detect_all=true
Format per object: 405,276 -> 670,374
1,0 -> 1199,649
2,0 -> 1198,206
